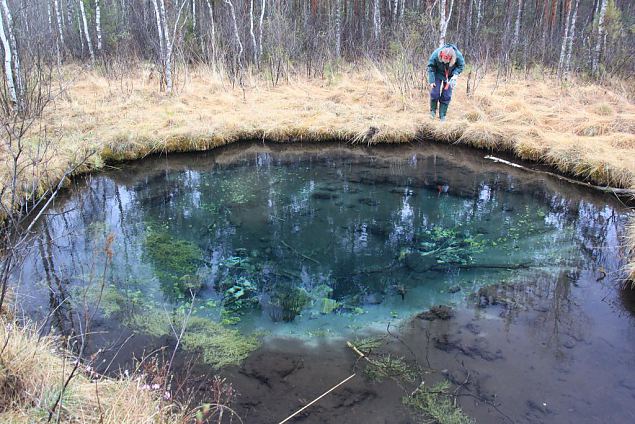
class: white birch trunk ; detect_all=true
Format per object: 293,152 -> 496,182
392,0 -> 398,22
76,3 -> 86,53
224,0 -> 243,69
53,0 -> 65,46
373,0 -> 381,40
205,0 -> 216,63
557,0 -> 572,77
192,0 -> 196,30
592,0 -> 607,76
476,0 -> 482,33
564,0 -> 580,75
158,0 -> 172,92
150,0 -> 166,88
249,0 -> 257,64
151,0 -> 165,62
438,0 -> 454,47
96,0 -> 102,51
1,0 -> 22,94
0,2 -> 17,106
511,0 -> 523,49
335,0 -> 341,58
258,0 -> 265,59
79,0 -> 95,63
47,0 -> 53,34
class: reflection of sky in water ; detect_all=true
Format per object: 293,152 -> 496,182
15,146 -> 628,342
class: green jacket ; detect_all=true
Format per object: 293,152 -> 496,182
427,44 -> 465,84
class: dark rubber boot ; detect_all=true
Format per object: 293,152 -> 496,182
430,100 -> 437,119
439,102 -> 449,121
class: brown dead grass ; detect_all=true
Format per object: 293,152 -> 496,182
44,64 -> 635,189
0,319 -> 186,423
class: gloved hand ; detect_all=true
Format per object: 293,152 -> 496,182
449,75 -> 458,89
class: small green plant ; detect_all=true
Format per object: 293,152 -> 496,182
403,381 -> 475,424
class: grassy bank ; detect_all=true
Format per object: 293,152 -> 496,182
48,64 -> 635,188
0,319 -> 187,423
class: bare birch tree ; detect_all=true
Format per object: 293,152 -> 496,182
557,0 -> 573,78
0,0 -> 17,107
95,0 -> 103,51
79,0 -> 95,63
335,0 -> 342,58
592,0 -> 607,76
564,0 -> 580,75
438,0 -> 455,47
224,0 -> 244,72
258,0 -> 266,59
373,0 -> 381,40
249,0 -> 257,65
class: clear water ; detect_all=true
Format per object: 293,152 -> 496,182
17,143 -> 627,350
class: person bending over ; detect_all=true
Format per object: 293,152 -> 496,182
427,43 -> 465,121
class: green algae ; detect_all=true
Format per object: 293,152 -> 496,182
143,227 -> 205,297
181,316 -> 260,369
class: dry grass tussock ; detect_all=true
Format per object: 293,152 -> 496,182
0,319 -> 186,423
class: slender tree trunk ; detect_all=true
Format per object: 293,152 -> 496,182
158,0 -> 173,92
79,0 -> 95,63
150,0 -> 166,86
511,0 -> 524,50
192,0 -> 196,30
564,0 -> 580,75
335,0 -> 342,58
557,0 -> 572,77
1,0 -> 22,95
438,0 -> 454,47
258,0 -> 266,59
96,0 -> 102,51
592,0 -> 607,76
205,0 -> 216,64
249,0 -> 257,64
476,0 -> 482,33
54,0 -> 65,46
224,0 -> 243,71
0,0 -> 17,107
372,0 -> 381,40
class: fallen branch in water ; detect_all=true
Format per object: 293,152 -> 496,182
484,156 -> 635,198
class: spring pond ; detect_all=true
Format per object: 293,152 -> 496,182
16,142 -> 634,423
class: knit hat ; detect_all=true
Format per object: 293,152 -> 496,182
439,47 -> 457,67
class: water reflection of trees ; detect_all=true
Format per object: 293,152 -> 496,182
16,146 -> 628,337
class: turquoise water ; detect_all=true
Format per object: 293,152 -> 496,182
17,143 -> 625,349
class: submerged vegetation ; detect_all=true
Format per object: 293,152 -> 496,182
404,381 -> 475,424
181,317 -> 260,369
144,227 -> 206,297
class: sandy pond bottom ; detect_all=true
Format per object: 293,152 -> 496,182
17,142 -> 634,423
